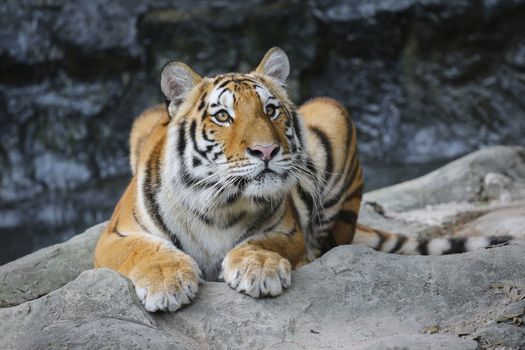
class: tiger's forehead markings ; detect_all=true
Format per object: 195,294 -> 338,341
208,85 -> 236,118
254,84 -> 277,105
206,74 -> 277,119
213,74 -> 263,89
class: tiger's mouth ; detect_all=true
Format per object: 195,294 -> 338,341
253,168 -> 277,180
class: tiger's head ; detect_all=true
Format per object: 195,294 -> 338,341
160,48 -> 312,207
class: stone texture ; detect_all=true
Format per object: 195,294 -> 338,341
363,146 -> 525,212
0,222 -> 105,308
358,146 -> 525,239
2,245 -> 524,349
0,269 -> 197,350
455,206 -> 525,240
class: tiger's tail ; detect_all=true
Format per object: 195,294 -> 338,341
353,223 -> 515,255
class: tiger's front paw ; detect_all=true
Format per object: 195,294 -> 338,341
130,254 -> 201,312
221,247 -> 291,298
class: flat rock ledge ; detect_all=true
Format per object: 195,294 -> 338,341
1,145 -> 525,350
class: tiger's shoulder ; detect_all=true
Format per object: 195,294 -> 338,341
129,104 -> 170,175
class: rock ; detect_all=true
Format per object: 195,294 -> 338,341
358,146 -> 525,238
455,206 -> 525,240
363,146 -> 525,211
0,222 -> 105,308
54,0 -> 144,60
0,269 -> 197,350
2,245 -> 524,349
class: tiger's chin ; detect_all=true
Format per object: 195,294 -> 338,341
242,171 -> 296,201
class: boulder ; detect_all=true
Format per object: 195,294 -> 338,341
2,246 -> 524,349
0,222 -> 105,308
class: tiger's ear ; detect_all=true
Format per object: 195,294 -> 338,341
161,61 -> 202,117
254,47 -> 290,85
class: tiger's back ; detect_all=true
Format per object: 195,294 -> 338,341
294,97 -> 363,258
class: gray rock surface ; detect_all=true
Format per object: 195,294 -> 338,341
359,146 -> 525,237
0,222 -> 105,308
2,245 -> 524,350
1,146 -> 525,349
0,269 -> 197,350
363,145 -> 525,212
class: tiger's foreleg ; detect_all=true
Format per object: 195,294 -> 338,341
94,228 -> 201,312
221,212 -> 305,298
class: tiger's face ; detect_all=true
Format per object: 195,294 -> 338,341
161,48 -> 309,206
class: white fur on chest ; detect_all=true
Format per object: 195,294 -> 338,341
157,184 -> 256,280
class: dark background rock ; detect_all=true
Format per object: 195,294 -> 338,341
1,0 -> 525,263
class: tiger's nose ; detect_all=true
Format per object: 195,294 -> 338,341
247,144 -> 280,161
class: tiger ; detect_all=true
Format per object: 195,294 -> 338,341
94,47 -> 515,312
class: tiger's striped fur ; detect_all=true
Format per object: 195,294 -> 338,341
94,48 -> 516,312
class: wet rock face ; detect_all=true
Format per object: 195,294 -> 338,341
309,0 -> 525,162
2,0 -> 525,263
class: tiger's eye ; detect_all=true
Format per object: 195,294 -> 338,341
214,110 -> 231,123
265,105 -> 276,116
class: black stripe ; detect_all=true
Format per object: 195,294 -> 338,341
319,230 -> 337,254
224,191 -> 241,205
212,152 -> 222,161
262,208 -> 287,234
198,93 -> 207,111
443,238 -> 466,254
324,156 -> 360,208
192,157 -> 202,167
296,157 -> 318,228
142,138 -> 183,250
218,80 -> 232,89
217,88 -> 230,102
191,208 -> 214,226
291,111 -> 303,147
235,76 -> 261,85
219,212 -> 246,229
344,112 -> 354,153
132,208 -> 150,233
309,126 -> 333,184
178,123 -> 201,188
202,128 -> 213,142
489,235 -> 512,246
336,209 -> 358,225
111,216 -> 126,237
417,239 -> 429,255
298,186 -> 314,221
375,231 -> 388,251
177,121 -> 186,156
316,186 -> 364,226
178,122 -> 217,188
389,235 -> 407,253
343,183 -> 364,203
235,200 -> 284,245
190,120 -> 209,159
